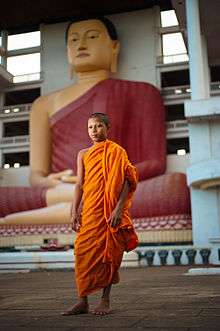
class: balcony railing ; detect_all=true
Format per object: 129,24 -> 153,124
0,103 -> 32,116
162,81 -> 220,100
166,120 -> 188,139
167,120 -> 188,130
0,135 -> 29,147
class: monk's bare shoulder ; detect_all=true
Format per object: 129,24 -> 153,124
78,148 -> 90,159
77,149 -> 89,181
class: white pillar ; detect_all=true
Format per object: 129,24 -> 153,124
185,0 -> 220,264
186,0 -> 210,100
201,35 -> 210,96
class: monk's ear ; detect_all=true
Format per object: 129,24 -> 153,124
110,40 -> 120,73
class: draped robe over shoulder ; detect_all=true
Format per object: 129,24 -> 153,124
74,139 -> 138,297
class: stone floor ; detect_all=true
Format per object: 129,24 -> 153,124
0,266 -> 220,330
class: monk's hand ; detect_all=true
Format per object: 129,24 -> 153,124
109,207 -> 122,228
71,213 -> 81,232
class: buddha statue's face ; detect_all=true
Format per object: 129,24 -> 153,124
67,19 -> 119,73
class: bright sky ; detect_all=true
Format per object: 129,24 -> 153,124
7,31 -> 40,50
7,53 -> 40,76
161,10 -> 188,63
161,10 -> 179,27
3,10 -> 187,80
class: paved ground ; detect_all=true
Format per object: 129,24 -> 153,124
0,266 -> 220,330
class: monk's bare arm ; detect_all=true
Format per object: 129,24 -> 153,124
71,150 -> 86,215
71,149 -> 87,232
110,179 -> 130,228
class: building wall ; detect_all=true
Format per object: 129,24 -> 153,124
166,154 -> 190,174
41,22 -> 71,94
0,166 -> 29,187
41,8 -> 159,94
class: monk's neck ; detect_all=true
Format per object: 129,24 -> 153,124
76,70 -> 110,86
93,139 -> 107,145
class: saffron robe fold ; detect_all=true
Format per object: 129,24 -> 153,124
74,140 -> 138,297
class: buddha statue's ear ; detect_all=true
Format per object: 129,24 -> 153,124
67,45 -> 75,79
110,40 -> 120,73
68,64 -> 75,80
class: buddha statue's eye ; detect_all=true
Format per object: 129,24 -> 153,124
70,34 -> 79,42
86,30 -> 99,39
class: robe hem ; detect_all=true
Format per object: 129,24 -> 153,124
78,279 -> 119,298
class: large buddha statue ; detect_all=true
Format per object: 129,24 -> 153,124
0,17 -> 190,233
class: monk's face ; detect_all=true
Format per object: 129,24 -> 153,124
88,117 -> 108,143
67,19 -> 119,73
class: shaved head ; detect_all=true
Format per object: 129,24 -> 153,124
89,113 -> 109,128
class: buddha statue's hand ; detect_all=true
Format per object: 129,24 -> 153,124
46,169 -> 74,187
61,175 -> 78,184
46,173 -> 62,187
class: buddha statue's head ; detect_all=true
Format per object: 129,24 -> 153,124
66,17 -> 120,75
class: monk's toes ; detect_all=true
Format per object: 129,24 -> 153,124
61,306 -> 88,316
61,310 -> 87,316
61,310 -> 76,316
61,311 -> 71,316
92,310 -> 109,316
92,310 -> 100,315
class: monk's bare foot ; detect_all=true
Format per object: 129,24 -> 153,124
61,301 -> 89,316
92,298 -> 111,315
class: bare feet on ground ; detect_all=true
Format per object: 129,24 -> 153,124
61,301 -> 89,316
92,298 -> 111,315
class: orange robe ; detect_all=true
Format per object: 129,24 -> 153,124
74,139 -> 138,297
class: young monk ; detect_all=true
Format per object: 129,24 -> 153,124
62,112 -> 138,316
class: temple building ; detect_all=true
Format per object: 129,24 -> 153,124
0,0 -> 219,266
